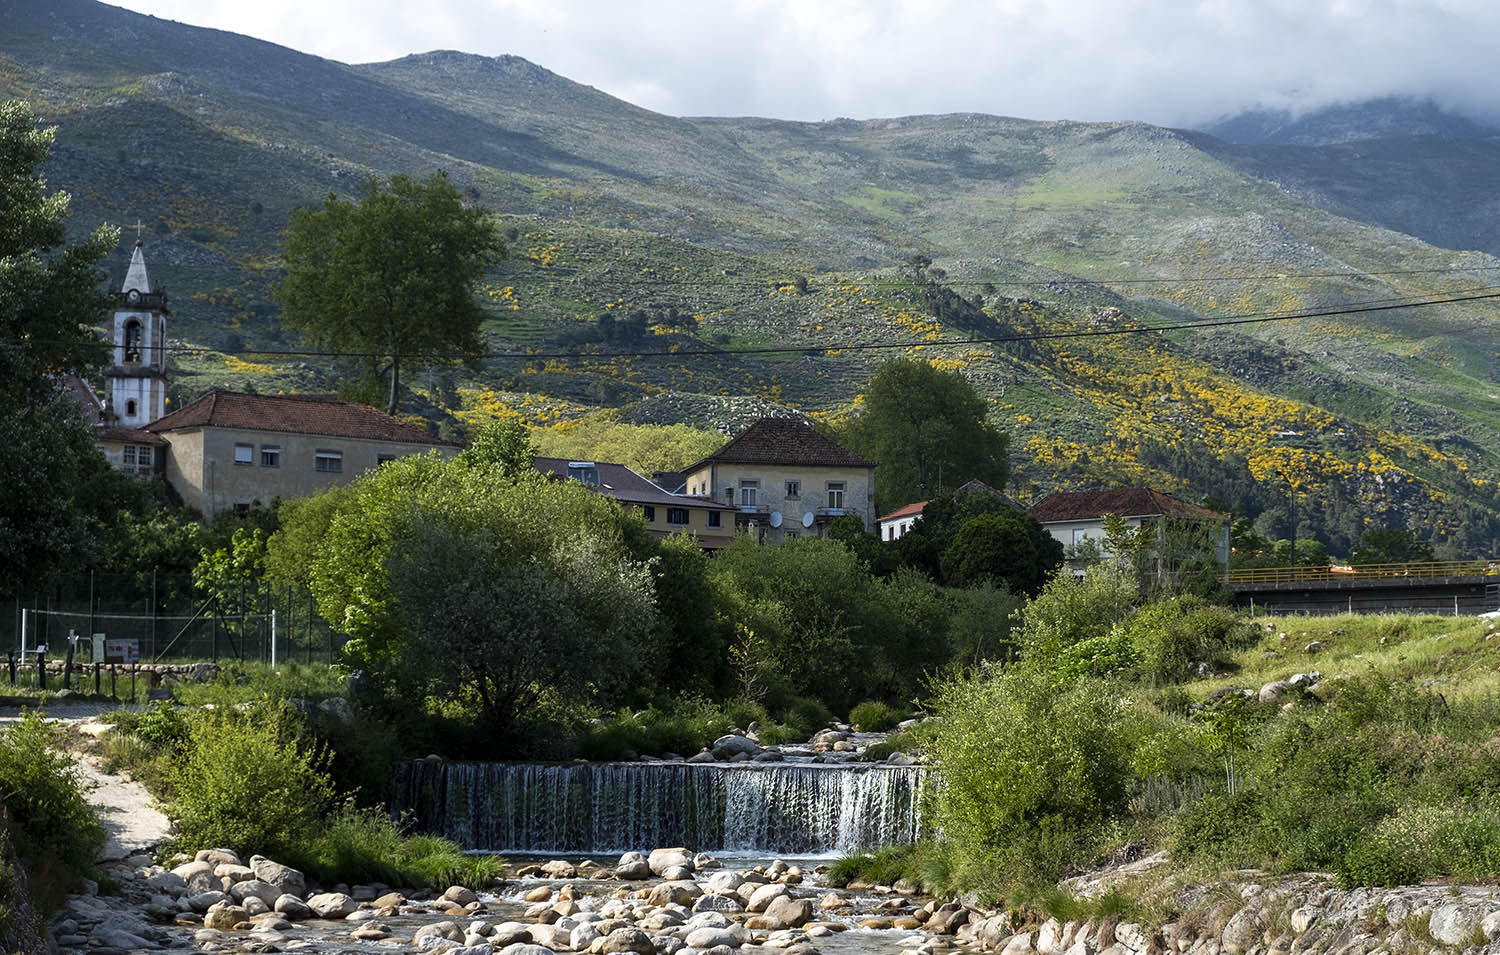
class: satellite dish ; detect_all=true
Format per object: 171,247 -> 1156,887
769,511 -> 783,528
801,511 -> 815,529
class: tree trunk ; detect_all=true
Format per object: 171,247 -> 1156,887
386,354 -> 401,415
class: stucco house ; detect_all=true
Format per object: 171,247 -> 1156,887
878,501 -> 927,541
142,390 -> 456,518
1028,487 -> 1229,575
536,457 -> 735,549
681,418 -> 877,542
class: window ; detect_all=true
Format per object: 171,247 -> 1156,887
233,503 -> 251,517
315,450 -> 343,473
234,443 -> 254,465
121,444 -> 152,475
785,480 -> 801,499
124,399 -> 138,418
740,480 -> 759,507
724,486 -> 735,503
826,481 -> 846,509
567,462 -> 599,485
667,507 -> 689,525
377,453 -> 397,466
708,511 -> 722,528
642,506 -> 656,522
123,320 -> 142,362
260,445 -> 281,468
786,531 -> 799,540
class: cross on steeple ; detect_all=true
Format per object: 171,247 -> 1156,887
135,220 -> 143,240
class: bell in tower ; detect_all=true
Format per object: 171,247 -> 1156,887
107,239 -> 170,427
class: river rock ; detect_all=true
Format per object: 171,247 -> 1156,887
1115,922 -> 1149,952
417,921 -> 466,944
711,735 -> 762,759
145,869 -> 188,897
229,878 -> 282,906
686,926 -> 744,949
616,852 -> 651,880
203,900 -> 249,931
197,849 -> 243,867
747,882 -> 790,913
706,871 -> 744,894
306,891 -> 358,918
1221,905 -> 1263,955
662,864 -> 695,881
499,945 -> 559,955
648,880 -> 701,906
765,895 -> 813,928
242,895 -> 271,916
273,893 -> 312,919
214,863 -> 256,884
185,890 -> 227,913
648,848 -> 695,875
374,890 -> 406,908
351,922 -> 391,940
171,860 -> 219,894
249,855 -> 308,897
541,860 -> 577,879
694,894 -> 744,914
602,927 -> 655,954
492,922 -> 534,946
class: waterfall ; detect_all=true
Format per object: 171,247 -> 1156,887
390,761 -> 926,855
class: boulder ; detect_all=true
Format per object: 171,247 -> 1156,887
373,891 -> 406,908
186,890 -> 227,913
1429,903 -> 1485,946
694,894 -> 744,914
203,901 -> 249,931
616,852 -> 652,880
1221,906 -> 1262,955
764,895 -> 813,928
229,879 -> 282,906
661,864 -> 695,881
444,885 -> 481,906
648,848 -> 695,876
491,922 -> 534,946
196,849 -> 242,867
249,855 -> 308,897
242,896 -> 270,916
416,921 -> 466,944
1001,932 -> 1035,955
685,926 -> 744,949
1258,681 -> 1292,703
498,945 -> 560,955
351,922 -> 391,940
571,924 -> 601,949
273,894 -> 312,919
705,871 -> 745,894
747,882 -> 790,913
711,735 -> 762,759
540,860 -> 577,879
601,928 -> 656,955
306,891 -> 358,918
1115,922 -> 1148,953
145,870 -> 189,897
171,860 -> 219,895
648,880 -> 701,907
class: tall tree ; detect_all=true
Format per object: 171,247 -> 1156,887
274,172 -> 505,414
842,359 -> 1009,512
0,100 -> 121,591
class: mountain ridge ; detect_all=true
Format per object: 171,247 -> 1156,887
7,0 -> 1500,555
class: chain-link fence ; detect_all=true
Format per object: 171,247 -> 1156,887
2,571 -> 346,666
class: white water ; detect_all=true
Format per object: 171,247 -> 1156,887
390,761 -> 926,855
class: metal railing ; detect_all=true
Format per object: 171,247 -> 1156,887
1226,559 -> 1500,586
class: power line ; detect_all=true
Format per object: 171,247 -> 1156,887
75,286 -> 1500,363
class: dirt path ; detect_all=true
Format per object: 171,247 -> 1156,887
1,702 -> 173,861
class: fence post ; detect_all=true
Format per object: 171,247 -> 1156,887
6,651 -> 15,686
94,661 -> 101,695
63,635 -> 75,692
109,664 -> 117,699
35,649 -> 45,691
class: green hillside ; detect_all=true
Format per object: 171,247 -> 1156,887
6,0 -> 1500,555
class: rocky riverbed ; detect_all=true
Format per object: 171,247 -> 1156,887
49,845 -> 975,955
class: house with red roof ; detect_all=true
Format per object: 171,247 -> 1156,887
680,417 -> 877,542
1027,487 -> 1229,576
878,501 -> 927,541
142,390 -> 456,518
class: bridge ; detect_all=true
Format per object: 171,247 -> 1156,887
1226,560 -> 1500,616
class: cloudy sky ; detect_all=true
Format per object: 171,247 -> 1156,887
117,0 -> 1500,126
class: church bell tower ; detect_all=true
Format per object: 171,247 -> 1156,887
107,239 -> 169,428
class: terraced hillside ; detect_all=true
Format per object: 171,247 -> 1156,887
5,0 -> 1500,554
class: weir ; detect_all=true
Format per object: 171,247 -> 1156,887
390,761 -> 926,855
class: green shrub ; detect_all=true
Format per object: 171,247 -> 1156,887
826,843 -> 921,888
925,666 -> 1134,893
1018,567 -> 1137,661
850,701 -> 905,732
1051,627 -> 1141,685
1120,596 -> 1258,684
165,703 -> 334,859
1339,802 -> 1500,887
780,697 -> 834,736
0,713 -> 104,911
292,802 -> 501,889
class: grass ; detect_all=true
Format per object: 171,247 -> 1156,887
1182,614 -> 1500,701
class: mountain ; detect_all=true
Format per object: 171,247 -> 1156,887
6,0 -> 1500,556
1196,98 -> 1500,147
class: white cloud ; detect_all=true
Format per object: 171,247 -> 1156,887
116,0 -> 1500,124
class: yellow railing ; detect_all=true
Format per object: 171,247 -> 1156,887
1226,560 -> 1500,586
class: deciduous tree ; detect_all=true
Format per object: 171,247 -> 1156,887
274,172 -> 505,414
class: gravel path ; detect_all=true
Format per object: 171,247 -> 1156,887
0,701 -> 173,861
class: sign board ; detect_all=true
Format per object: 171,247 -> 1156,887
92,634 -> 106,662
103,639 -> 139,664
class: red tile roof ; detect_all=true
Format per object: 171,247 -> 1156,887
879,501 -> 928,523
1028,488 -> 1223,523
144,390 -> 454,445
688,418 -> 875,471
